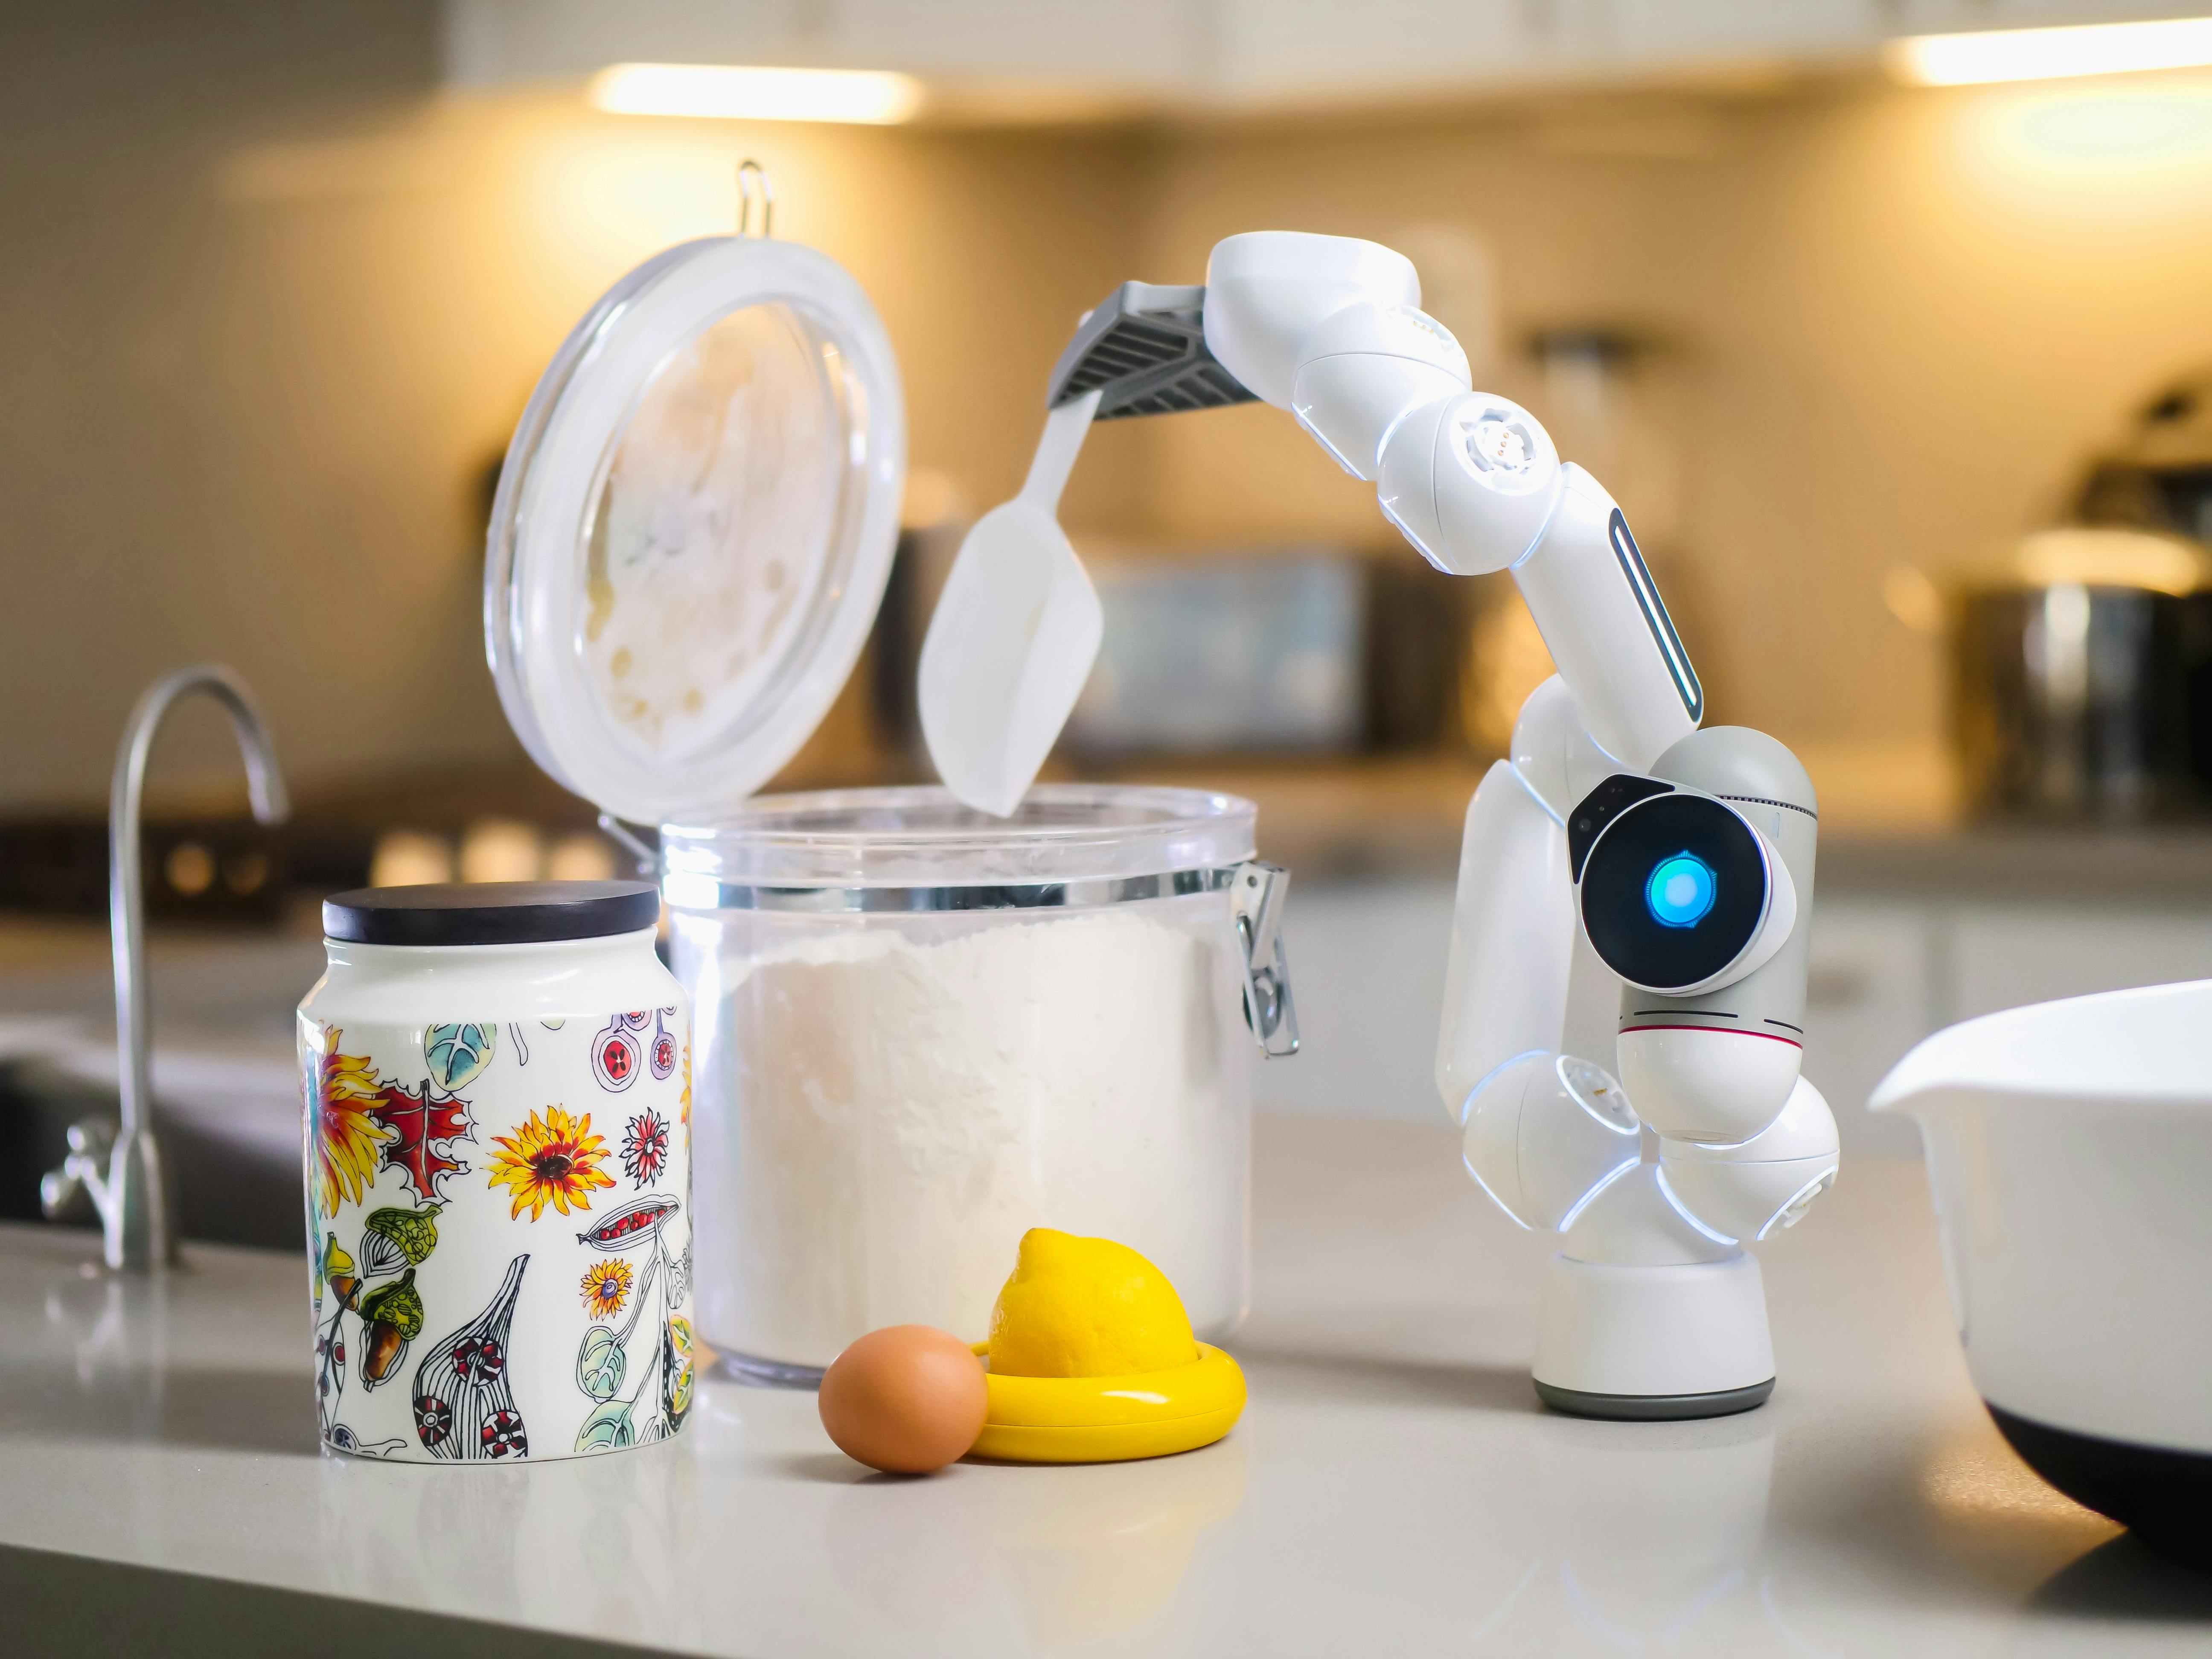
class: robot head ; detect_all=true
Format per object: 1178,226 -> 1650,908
1569,774 -> 1797,997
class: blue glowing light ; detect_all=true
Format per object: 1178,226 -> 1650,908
1554,1156 -> 1639,1235
1644,851 -> 1717,928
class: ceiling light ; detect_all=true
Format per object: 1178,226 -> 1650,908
589,63 -> 923,124
1888,16 -> 2212,86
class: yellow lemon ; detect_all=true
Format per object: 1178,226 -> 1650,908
987,1228 -> 1197,1378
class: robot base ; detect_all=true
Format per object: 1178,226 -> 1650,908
1530,1253 -> 1775,1420
1534,1377 -> 1773,1420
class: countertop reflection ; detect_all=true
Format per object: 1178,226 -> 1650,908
0,1117 -> 2201,1656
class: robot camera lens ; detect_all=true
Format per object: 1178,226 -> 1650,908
1578,794 -> 1768,992
1645,853 -> 1716,928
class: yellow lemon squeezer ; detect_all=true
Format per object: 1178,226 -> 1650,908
968,1227 -> 1246,1464
971,1342 -> 1246,1463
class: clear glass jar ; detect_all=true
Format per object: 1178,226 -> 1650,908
661,785 -> 1261,1380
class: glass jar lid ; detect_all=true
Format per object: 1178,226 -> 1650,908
323,881 -> 660,946
661,784 -> 1257,891
486,236 -> 905,827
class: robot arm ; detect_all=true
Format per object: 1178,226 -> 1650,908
1025,230 -> 1834,1252
1432,756 -> 1573,1126
1201,231 -> 1700,772
1196,231 -> 1836,1246
999,227 -> 1839,1412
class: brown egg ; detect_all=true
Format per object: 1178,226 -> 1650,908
819,1324 -> 988,1475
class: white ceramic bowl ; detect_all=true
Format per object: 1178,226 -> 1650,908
1871,978 -> 2212,1560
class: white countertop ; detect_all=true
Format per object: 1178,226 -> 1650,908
3,1116 -> 2207,1656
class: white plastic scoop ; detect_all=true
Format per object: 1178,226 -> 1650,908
918,389 -> 1103,817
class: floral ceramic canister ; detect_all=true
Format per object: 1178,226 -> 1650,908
299,882 -> 693,1463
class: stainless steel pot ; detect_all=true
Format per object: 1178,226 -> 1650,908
1952,580 -> 2190,821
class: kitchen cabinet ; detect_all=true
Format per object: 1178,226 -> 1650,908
1254,858 -> 2212,1160
1252,877 -> 1455,1123
1807,897 -> 2212,1151
7,828 -> 2212,1251
445,0 -> 2209,114
1946,903 -> 2212,1019
1796,900 -> 1939,1158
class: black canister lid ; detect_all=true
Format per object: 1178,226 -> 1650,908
322,882 -> 660,946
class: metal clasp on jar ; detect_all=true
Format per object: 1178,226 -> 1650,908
1230,861 -> 1300,1059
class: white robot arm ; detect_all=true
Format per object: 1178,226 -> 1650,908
1197,231 -> 1839,1417
1203,232 -> 1702,768
1011,229 -> 1836,1417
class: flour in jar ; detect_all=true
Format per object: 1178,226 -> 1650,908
693,899 -> 1251,1370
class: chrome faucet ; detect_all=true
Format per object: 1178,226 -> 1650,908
42,666 -> 289,1271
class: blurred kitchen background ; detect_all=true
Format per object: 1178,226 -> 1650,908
13,0 -> 2212,1248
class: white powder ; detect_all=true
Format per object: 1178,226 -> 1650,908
690,899 -> 1251,1369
